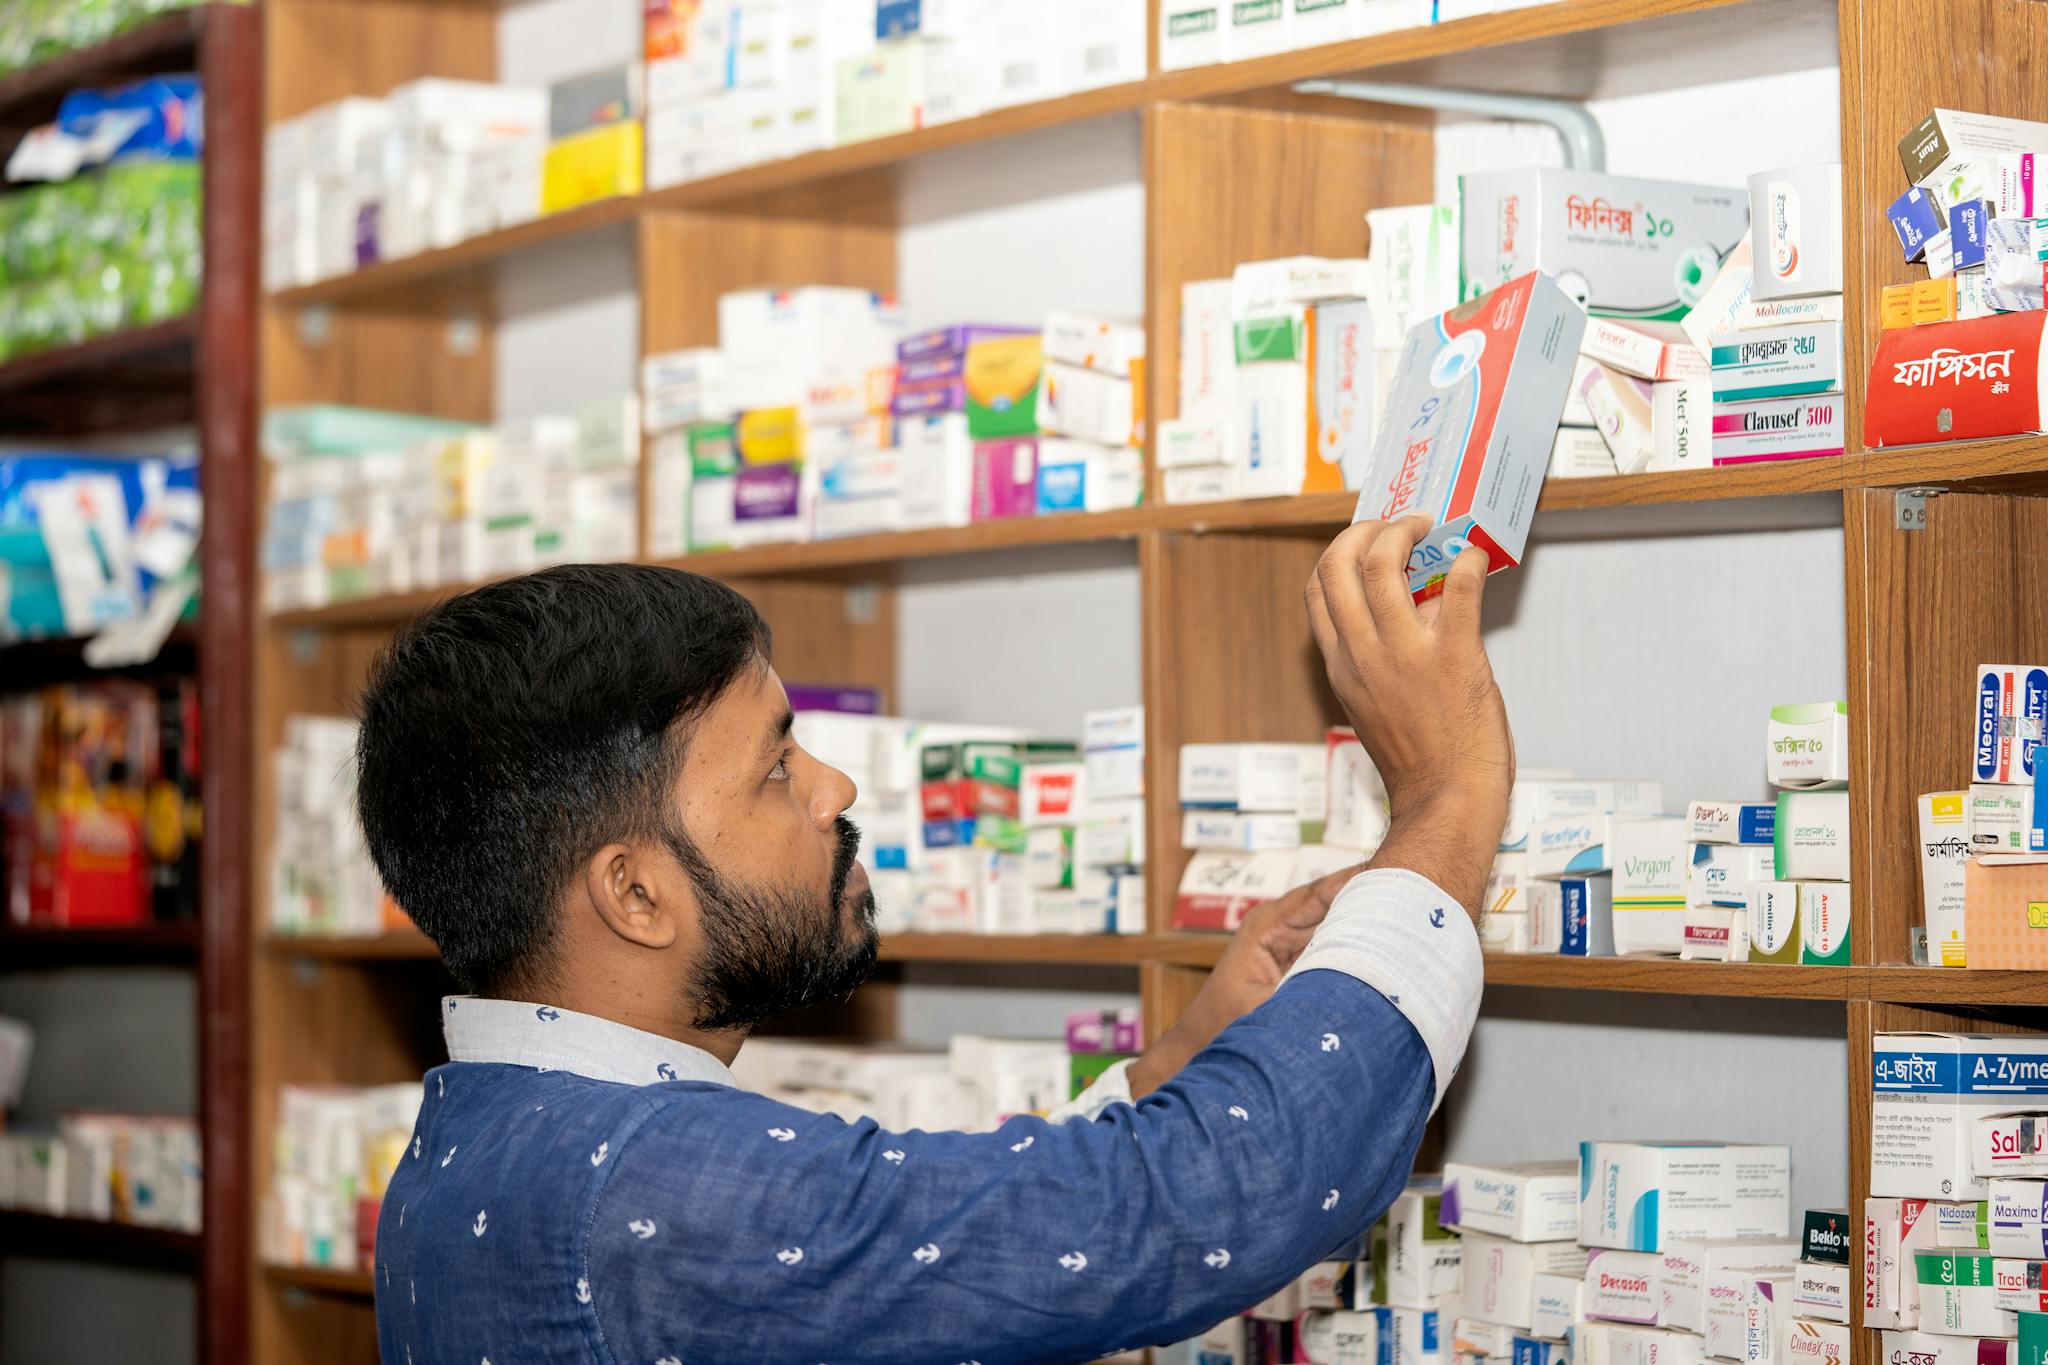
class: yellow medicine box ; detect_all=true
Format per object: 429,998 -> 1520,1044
542,121 -> 644,215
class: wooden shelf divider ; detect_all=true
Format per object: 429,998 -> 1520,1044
0,1210 -> 202,1272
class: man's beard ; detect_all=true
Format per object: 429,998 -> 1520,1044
664,815 -> 879,1032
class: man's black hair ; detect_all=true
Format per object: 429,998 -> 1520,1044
355,564 -> 772,995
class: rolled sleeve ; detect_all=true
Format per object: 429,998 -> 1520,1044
1281,867 -> 1484,1111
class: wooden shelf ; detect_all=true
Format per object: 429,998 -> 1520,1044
1,921 -> 201,967
264,930 -> 437,961
261,0 -> 1829,309
0,317 -> 198,436
1859,437 -> 2048,498
0,624 -> 198,691
1862,967 -> 2048,1008
0,9 -> 203,127
265,1264 -> 375,1299
0,1210 -> 201,1270
1483,954 -> 1864,999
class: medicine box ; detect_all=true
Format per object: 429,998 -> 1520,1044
1181,810 -> 1306,852
1682,234 -> 1753,357
1612,817 -> 1690,956
1768,703 -> 1850,791
1651,379 -> 1711,472
1920,792 -> 1969,967
1992,1180 -> 2048,1259
1875,1034 -> 2048,1199
1865,314 -> 2048,448
1791,1260 -> 1851,1324
1351,271 -> 1588,601
1884,1333 -> 2015,1365
1681,902 -> 1747,962
1042,311 -> 1145,379
1690,802 -> 1776,846
1777,789 -> 1859,888
1374,1182 -> 1463,1309
1179,743 -> 1324,815
1531,812 -> 1620,878
1581,320 -> 1708,383
1740,295 -> 1846,330
1551,428 -> 1619,479
1662,1237 -> 1802,1336
1579,1142 -> 1791,1252
1233,256 -> 1371,317
1460,1234 -> 1589,1330
1442,1160 -> 1580,1242
1688,844 -> 1775,908
1964,857 -> 2048,969
1917,1250 -> 2016,1336
1975,665 -> 2048,786
1711,324 -> 1844,403
1747,882 -> 1802,965
1971,786 -> 2029,854
1502,777 -> 1650,851
1458,168 -> 1749,320
1584,1248 -> 1666,1324
1799,882 -> 1852,966
1888,187 -> 1944,262
1902,110 -> 2048,190
1999,1258 -> 2048,1314
1745,1272 -> 1795,1365
1777,1317 -> 1848,1365
1711,395 -> 1846,467
1325,727 -> 1389,853
1580,364 -> 1656,475
1555,876 -> 1615,957
1747,164 -> 1844,301
1083,705 -> 1144,801
1531,1273 -> 1583,1340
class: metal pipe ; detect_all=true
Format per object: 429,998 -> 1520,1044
1292,79 -> 1606,171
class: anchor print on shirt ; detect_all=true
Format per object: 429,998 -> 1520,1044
473,1210 -> 488,1238
912,1243 -> 941,1266
1204,1248 -> 1232,1270
442,1145 -> 458,1168
1009,1135 -> 1034,1153
574,1278 -> 592,1305
657,1062 -> 678,1081
1059,1251 -> 1088,1273
1323,1189 -> 1341,1211
1429,906 -> 1446,928
658,1357 -> 682,1365
767,1127 -> 796,1143
1227,1105 -> 1249,1122
881,1149 -> 906,1165
628,1219 -> 657,1241
1320,1033 -> 1341,1053
591,1142 -> 610,1167
536,1006 -> 561,1022
776,1247 -> 806,1266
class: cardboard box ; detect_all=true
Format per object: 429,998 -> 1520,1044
1612,817 -> 1691,956
1180,278 -> 1236,423
1585,1249 -> 1667,1324
1710,395 -> 1846,467
1325,727 -> 1388,853
1581,364 -> 1657,475
1462,1234 -> 1590,1329
1083,705 -> 1144,802
1487,851 -> 1540,917
1041,363 -> 1140,447
970,438 -> 1038,521
1314,298 -> 1379,492
1748,882 -> 1802,965
1366,204 -> 1464,349
1917,1250 -> 2016,1336
1171,848 -> 1298,931
1980,1114 -> 2048,1180
1579,1144 -> 1792,1253
1458,169 -> 1749,321
1301,1311 -> 1380,1365
1776,1317 -> 1848,1365
1443,1160 -> 1581,1242
1376,1182 -> 1465,1309
1769,703 -> 1850,791
1975,666 -> 2048,786
1157,419 -> 1223,469
1883,1334 -> 2015,1365
1887,187 -> 1945,263
1581,1321 -> 1709,1365
1748,164 -> 1844,301
1690,845 -> 1778,909
1773,791 -> 1851,880
1181,810 -> 1306,852
1350,272 -> 1588,601
1711,324 -> 1844,403
1994,1257 -> 2048,1313
1651,380 -> 1712,471
1991,1180 -> 2048,1258
1799,882 -> 1852,966
1681,903 -> 1748,962
1531,812 -> 1621,878
1664,1238 -> 1804,1336
1921,792 -> 1971,968
1881,278 -> 1951,329
1532,1274 -> 1584,1340
1555,876 -> 1616,957
1691,802 -> 1777,846
1865,315 -> 2048,448
1971,786 -> 2031,854
1233,257 -> 1371,316
1582,320 -> 1709,382
1902,111 -> 2048,189
1964,856 -> 2048,968
964,335 -> 1043,438
1179,743 -> 1325,815
1875,1034 -> 2048,1199
1501,773 -> 1615,851
1746,1273 -> 1795,1364
1043,311 -> 1145,379
1682,234 -> 1754,357
1034,440 -> 1143,515
1551,428 -> 1620,479
1739,296 -> 1846,331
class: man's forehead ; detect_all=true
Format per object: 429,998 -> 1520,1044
679,661 -> 784,761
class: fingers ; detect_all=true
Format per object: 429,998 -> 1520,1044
1311,862 -> 1367,906
1313,520 -> 1388,637
1435,543 -> 1491,636
1304,564 -> 1339,665
1363,515 -> 1433,635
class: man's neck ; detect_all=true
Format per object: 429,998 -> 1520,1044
543,992 -> 749,1066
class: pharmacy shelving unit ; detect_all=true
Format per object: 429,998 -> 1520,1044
0,5 -> 261,1362
248,0 -> 2048,1361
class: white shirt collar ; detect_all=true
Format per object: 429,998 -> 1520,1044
441,996 -> 738,1089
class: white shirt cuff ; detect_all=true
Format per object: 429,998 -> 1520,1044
1281,866 -> 1483,1112
1045,1057 -> 1135,1124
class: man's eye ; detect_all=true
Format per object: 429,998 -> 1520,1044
769,758 -> 791,781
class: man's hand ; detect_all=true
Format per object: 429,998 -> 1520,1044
1306,517 -> 1513,914
1127,863 -> 1363,1098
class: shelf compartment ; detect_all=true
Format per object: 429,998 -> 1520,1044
0,1210 -> 201,1270
0,317 -> 198,437
264,931 -> 438,961
0,921 -> 201,967
0,9 -> 204,132
265,1264 -> 376,1300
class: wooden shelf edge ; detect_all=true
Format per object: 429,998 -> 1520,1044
0,316 -> 197,395
1,921 -> 201,966
264,1264 -> 375,1299
879,933 -> 1170,965
1482,955 -> 1863,999
263,931 -> 437,961
1861,967 -> 2048,1007
0,1210 -> 201,1269
1857,437 -> 2048,496
0,9 -> 203,115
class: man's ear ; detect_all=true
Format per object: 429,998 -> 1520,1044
581,841 -> 685,950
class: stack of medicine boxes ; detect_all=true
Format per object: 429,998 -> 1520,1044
1440,1160 -> 1585,1365
1755,703 -> 1853,966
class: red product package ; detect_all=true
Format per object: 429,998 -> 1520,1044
1865,312 -> 2048,446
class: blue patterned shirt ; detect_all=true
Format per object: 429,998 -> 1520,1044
373,869 -> 1483,1365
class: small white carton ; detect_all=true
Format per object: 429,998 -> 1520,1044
1378,1181 -> 1465,1309
1789,1261 -> 1851,1324
1773,791 -> 1852,882
1611,817 -> 1691,956
1773,1318 -> 1848,1365
1442,1160 -> 1581,1242
1084,705 -> 1145,801
1531,1273 -> 1584,1340
1992,1254 -> 2048,1312
1744,1273 -> 1795,1365
1748,164 -> 1845,301
1706,1265 -> 1795,1360
1874,1033 -> 2048,1199
1767,703 -> 1849,791
1878,1334 -> 2015,1365
1178,743 -> 1325,816
1585,1249 -> 1666,1324
1990,1178 -> 2048,1258
1912,1249 -> 2013,1336
1460,1233 -> 1590,1330
1662,1237 -> 1803,1336
1578,1142 -> 1793,1252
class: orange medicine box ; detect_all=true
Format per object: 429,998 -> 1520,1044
1962,855 -> 2048,968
